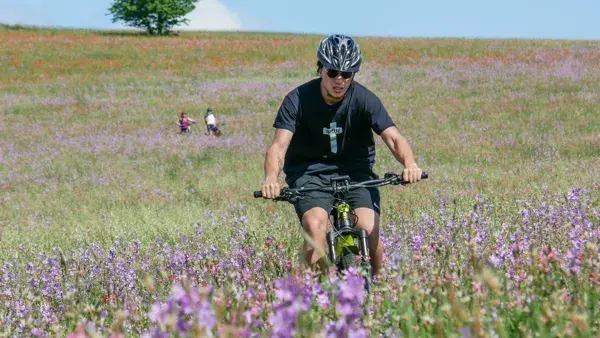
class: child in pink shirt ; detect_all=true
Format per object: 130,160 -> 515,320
177,111 -> 197,133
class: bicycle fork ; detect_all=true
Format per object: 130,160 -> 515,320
326,231 -> 336,263
327,201 -> 371,273
326,228 -> 370,265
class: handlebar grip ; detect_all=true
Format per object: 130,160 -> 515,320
253,191 -> 263,198
421,171 -> 428,180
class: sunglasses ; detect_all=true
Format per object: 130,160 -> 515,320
325,69 -> 353,79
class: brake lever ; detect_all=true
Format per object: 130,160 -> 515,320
275,189 -> 303,203
384,172 -> 403,185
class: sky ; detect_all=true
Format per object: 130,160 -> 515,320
1,0 -> 599,39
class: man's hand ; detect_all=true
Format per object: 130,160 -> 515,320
261,177 -> 281,199
402,163 -> 422,183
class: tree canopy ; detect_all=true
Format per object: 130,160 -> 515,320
108,0 -> 198,35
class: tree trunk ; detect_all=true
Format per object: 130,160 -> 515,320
157,15 -> 164,35
146,23 -> 155,35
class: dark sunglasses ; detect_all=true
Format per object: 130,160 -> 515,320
325,69 -> 353,79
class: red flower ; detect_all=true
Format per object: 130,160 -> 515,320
102,293 -> 118,305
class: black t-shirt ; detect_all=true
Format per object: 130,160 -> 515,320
273,78 -> 396,179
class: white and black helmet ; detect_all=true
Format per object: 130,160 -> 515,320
317,34 -> 362,73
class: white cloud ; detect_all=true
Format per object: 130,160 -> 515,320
177,0 -> 242,31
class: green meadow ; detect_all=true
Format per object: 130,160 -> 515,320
0,25 -> 599,336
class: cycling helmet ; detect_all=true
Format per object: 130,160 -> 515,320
317,34 -> 362,73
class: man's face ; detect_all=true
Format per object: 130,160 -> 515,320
320,68 -> 354,100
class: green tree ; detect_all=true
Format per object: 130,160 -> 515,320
108,0 -> 198,35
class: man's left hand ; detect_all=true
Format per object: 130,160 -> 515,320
402,163 -> 422,183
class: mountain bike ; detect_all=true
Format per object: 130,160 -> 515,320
254,171 -> 428,291
205,122 -> 226,137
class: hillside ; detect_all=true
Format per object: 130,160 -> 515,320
0,26 -> 599,336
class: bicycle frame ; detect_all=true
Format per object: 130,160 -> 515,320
326,175 -> 370,267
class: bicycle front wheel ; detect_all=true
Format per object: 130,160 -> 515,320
339,250 -> 372,292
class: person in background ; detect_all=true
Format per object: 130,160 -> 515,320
205,108 -> 219,136
177,111 -> 197,133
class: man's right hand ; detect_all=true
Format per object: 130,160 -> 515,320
261,178 -> 281,199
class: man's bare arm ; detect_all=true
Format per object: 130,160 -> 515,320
262,129 -> 293,198
380,126 -> 422,183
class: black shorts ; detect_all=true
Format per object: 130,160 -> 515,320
286,171 -> 381,220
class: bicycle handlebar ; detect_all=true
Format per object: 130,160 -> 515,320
253,171 -> 428,199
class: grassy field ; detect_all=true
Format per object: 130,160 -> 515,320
0,25 -> 599,337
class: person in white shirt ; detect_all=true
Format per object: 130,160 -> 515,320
204,108 -> 219,136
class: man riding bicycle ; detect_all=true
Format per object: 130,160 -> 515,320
259,34 -> 422,276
